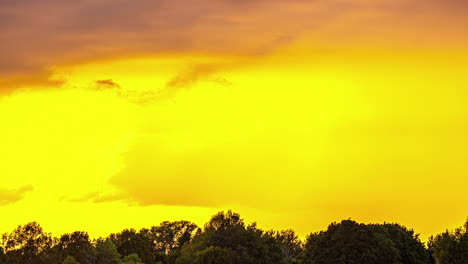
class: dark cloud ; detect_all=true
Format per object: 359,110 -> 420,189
0,185 -> 34,206
0,0 -> 347,90
95,79 -> 120,89
1,0 -> 467,91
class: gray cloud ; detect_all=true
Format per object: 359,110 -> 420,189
95,79 -> 121,89
0,0 -> 349,91
1,0 -> 467,92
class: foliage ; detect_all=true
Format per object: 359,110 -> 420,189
0,221 -> 54,264
0,247 -> 6,264
62,255 -> 80,264
119,253 -> 144,264
109,229 -> 154,264
58,231 -> 95,264
300,220 -> 401,264
375,223 -> 430,264
275,229 -> 303,263
95,239 -> 121,264
0,212 -> 466,264
428,218 -> 468,264
194,246 -> 234,264
174,211 -> 284,264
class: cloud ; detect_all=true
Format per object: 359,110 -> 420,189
0,185 -> 34,206
166,64 -> 220,89
95,79 -> 120,89
87,63 -> 233,105
1,0 -> 467,91
63,191 -> 130,204
252,35 -> 296,56
0,71 -> 65,95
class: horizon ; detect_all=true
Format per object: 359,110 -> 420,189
1,0 -> 468,245
2,211 -> 467,244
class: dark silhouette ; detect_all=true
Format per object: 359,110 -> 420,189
298,220 -> 429,264
0,212 -> 466,264
428,218 -> 468,264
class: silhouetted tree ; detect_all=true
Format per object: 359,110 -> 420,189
109,229 -> 154,264
142,221 -> 200,255
1,222 -> 54,264
275,229 -> 303,263
428,218 -> 468,264
175,211 -> 284,264
0,247 -> 6,264
57,231 -> 95,264
95,239 -> 120,264
1,212 -> 467,264
375,223 -> 430,264
299,220 -> 400,264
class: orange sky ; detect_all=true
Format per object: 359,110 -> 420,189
1,0 -> 468,241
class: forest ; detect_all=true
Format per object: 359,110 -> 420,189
0,211 -> 467,264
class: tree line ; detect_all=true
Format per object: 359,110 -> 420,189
0,211 -> 467,264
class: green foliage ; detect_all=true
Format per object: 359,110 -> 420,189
95,239 -> 121,264
62,255 -> 80,264
428,218 -> 468,264
119,253 -> 144,264
194,246 -> 233,264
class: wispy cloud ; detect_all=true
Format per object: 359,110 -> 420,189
95,79 -> 121,89
0,185 -> 34,206
63,191 -> 130,204
166,64 -> 220,89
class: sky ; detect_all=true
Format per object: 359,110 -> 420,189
1,0 -> 468,241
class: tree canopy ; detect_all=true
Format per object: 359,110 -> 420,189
428,218 -> 468,264
0,212 -> 466,264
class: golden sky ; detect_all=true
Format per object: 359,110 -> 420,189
1,0 -> 468,241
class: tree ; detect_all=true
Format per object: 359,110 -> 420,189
299,220 -> 400,264
375,223 -> 430,264
428,218 -> 468,264
275,229 -> 303,263
194,246 -> 233,264
141,220 -> 200,255
109,229 -> 154,264
58,231 -> 95,264
1,222 -> 54,264
95,239 -> 121,264
120,253 -> 144,264
138,220 -> 200,263
62,255 -> 80,264
175,211 -> 284,264
0,247 -> 6,264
